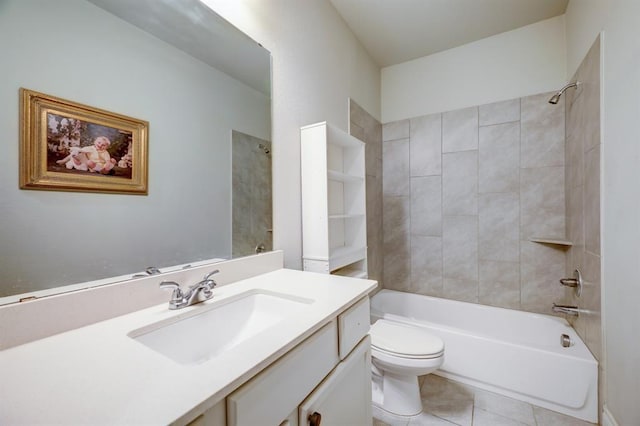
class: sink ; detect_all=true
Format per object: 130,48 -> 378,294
129,290 -> 313,365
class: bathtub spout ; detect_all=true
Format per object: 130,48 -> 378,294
552,303 -> 580,316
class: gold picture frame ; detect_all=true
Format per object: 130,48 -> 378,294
20,88 -> 148,195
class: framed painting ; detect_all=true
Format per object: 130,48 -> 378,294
20,88 -> 148,195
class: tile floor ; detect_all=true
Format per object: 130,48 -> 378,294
373,375 -> 597,426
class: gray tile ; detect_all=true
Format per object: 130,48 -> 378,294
373,409 -> 409,426
410,113 -> 442,176
443,278 -> 478,303
383,139 -> 410,196
584,146 -> 600,255
421,375 -> 474,425
411,176 -> 442,236
443,215 -> 478,281
384,119 -> 410,142
384,196 -> 411,240
520,167 -> 565,241
565,133 -> 584,190
520,241 -> 567,314
479,260 -> 520,309
532,406 -> 596,426
411,236 -> 443,297
383,196 -> 411,290
407,412 -> 456,425
421,375 -> 475,402
473,388 -> 535,425
521,92 -> 565,168
350,122 -> 365,144
350,98 -> 370,130
478,193 -> 519,262
443,107 -> 478,153
581,37 -> 601,153
565,184 -> 585,284
369,121 -> 383,161
479,122 -> 520,193
479,98 -> 520,126
472,408 -> 530,426
383,233 -> 410,292
367,173 -> 384,284
443,151 -> 478,216
582,251 -> 602,361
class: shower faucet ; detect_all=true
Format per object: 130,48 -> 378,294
552,303 -> 580,317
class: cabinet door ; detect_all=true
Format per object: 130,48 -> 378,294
299,336 -> 372,426
227,321 -> 339,426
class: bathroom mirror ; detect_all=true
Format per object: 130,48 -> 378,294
0,0 -> 271,303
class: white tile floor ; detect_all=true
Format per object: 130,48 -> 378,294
373,375 -> 597,426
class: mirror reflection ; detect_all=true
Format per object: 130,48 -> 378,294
0,0 -> 271,303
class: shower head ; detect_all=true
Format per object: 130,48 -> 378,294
548,81 -> 580,104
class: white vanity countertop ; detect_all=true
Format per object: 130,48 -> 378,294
0,269 -> 377,425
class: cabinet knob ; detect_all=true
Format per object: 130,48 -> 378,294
308,411 -> 322,426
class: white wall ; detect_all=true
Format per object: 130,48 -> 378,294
202,0 -> 381,269
565,1 -> 640,424
381,15 -> 567,123
0,0 -> 270,295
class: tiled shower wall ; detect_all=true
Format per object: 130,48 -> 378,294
565,36 -> 602,363
232,131 -> 272,258
382,93 -> 569,314
349,99 -> 383,285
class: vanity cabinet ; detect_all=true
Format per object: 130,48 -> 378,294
299,336 -> 371,426
225,296 -> 372,426
301,122 -> 368,279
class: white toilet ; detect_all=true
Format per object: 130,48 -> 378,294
369,319 -> 445,418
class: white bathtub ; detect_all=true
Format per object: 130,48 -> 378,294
370,289 -> 598,423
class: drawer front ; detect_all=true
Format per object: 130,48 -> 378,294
338,297 -> 370,359
227,320 -> 339,426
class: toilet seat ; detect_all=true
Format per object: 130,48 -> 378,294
370,319 -> 444,359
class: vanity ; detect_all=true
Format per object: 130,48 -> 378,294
0,2 -> 377,423
0,254 -> 376,425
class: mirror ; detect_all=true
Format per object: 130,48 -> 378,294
0,0 -> 271,304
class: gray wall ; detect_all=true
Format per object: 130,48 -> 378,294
0,0 -> 270,296
564,35 -> 602,411
382,92 -> 568,315
349,99 -> 383,285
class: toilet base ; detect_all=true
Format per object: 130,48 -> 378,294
372,403 -> 422,424
371,370 -> 423,417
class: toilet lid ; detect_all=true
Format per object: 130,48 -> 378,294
370,319 -> 444,358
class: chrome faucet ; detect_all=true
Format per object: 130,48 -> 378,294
132,266 -> 163,278
552,303 -> 580,317
160,270 -> 219,310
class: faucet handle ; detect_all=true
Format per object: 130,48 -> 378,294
160,281 -> 183,298
203,269 -> 220,281
160,281 -> 185,310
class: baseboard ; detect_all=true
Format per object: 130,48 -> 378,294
602,405 -> 619,426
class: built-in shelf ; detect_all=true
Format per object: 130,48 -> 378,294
327,169 -> 364,183
530,237 -> 573,247
329,245 -> 366,272
328,214 -> 365,220
332,264 -> 368,279
301,121 -> 367,279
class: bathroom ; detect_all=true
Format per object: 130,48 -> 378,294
1,0 -> 639,425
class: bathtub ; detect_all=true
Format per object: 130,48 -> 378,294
370,289 -> 598,423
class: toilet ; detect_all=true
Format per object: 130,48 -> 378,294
369,319 -> 445,418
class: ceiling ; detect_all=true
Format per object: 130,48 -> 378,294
330,0 -> 569,67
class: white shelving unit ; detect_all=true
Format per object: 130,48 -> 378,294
301,121 -> 367,278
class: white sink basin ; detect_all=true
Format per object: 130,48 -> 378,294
129,290 -> 313,365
